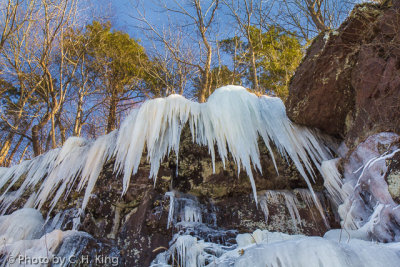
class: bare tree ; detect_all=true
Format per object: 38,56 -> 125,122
0,0 -> 41,164
257,0 -> 356,41
0,0 -> 81,161
0,0 -> 36,53
30,0 -> 80,154
134,0 -> 220,102
223,0 -> 261,92
139,27 -> 197,97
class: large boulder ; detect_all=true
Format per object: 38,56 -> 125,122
286,0 -> 400,146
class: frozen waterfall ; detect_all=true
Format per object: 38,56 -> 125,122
0,85 -> 331,216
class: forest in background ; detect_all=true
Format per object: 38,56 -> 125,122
0,0 -> 362,166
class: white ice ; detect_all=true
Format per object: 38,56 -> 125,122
165,192 -> 203,229
0,85 -> 331,219
0,208 -> 44,244
152,228 -> 400,267
0,208 -> 91,267
321,158 -> 347,206
338,133 -> 400,241
1,229 -> 87,267
226,233 -> 400,267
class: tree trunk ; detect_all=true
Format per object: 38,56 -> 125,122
73,93 -> 84,136
6,129 -> 28,166
199,37 -> 212,103
57,112 -> 66,144
51,112 -> 57,149
247,34 -> 259,92
199,71 -> 207,103
106,90 -> 118,133
18,143 -> 30,164
0,133 -> 14,166
32,125 -> 42,156
32,111 -> 51,156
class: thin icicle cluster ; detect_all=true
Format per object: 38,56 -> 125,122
321,158 -> 347,206
261,190 -> 301,226
166,192 -> 203,229
170,235 -> 205,267
151,234 -> 227,267
0,85 -> 331,216
0,132 -> 117,218
259,189 -> 328,229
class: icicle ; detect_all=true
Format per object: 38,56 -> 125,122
182,204 -> 202,224
34,137 -> 91,213
0,85 -> 332,217
78,131 -> 117,211
166,192 -> 175,229
170,235 -> 205,267
295,188 -> 316,209
321,158 -> 347,206
0,149 -> 60,213
282,192 -> 302,227
114,95 -> 194,194
165,192 -> 204,230
259,195 -> 269,222
263,190 -> 302,227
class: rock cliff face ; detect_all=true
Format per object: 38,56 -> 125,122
286,0 -> 400,146
46,127 -> 335,266
286,0 -> 400,244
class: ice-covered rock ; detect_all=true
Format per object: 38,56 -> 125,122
338,133 -> 400,241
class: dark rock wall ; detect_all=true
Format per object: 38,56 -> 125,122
42,126 -> 335,266
286,0 -> 400,146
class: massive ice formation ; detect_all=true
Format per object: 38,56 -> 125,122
0,86 -> 331,217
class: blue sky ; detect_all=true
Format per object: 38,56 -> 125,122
108,0 -> 175,39
100,0 -> 233,47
